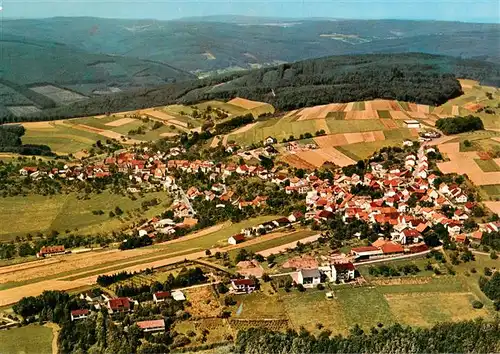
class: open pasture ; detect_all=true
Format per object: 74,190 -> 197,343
290,147 -> 356,168
22,121 -> 103,155
385,292 -> 488,327
0,325 -> 53,354
0,191 -> 170,240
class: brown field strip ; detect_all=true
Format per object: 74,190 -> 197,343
390,111 -> 410,119
281,154 -> 316,169
227,97 -> 268,110
380,119 -> 398,129
105,118 -> 135,127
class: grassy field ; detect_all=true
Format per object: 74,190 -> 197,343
325,119 -> 385,133
336,139 -> 404,160
224,252 -> 497,334
479,184 -> 500,200
22,122 -> 103,155
475,159 -> 500,172
0,325 -> 53,354
0,191 -> 171,240
228,229 -> 316,259
282,290 -> 349,335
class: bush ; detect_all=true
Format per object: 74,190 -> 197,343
472,300 -> 484,309
296,284 -> 306,292
316,284 -> 325,290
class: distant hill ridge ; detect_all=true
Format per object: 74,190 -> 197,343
2,52 -> 500,123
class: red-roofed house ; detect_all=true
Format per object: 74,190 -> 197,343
231,278 -> 256,293
107,298 -> 131,313
136,319 -> 165,332
70,309 -> 89,321
380,242 -> 404,255
153,291 -> 171,303
37,245 -> 65,258
399,229 -> 422,245
228,234 -> 246,245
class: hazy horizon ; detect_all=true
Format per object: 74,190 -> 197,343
1,0 -> 499,24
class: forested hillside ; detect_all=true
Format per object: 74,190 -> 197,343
235,321 -> 500,354
2,53 -> 499,123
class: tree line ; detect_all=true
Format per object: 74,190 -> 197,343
235,320 -> 500,354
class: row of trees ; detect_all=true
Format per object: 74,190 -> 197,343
235,320 -> 500,353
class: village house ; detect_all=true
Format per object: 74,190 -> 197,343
231,278 -> 257,293
107,298 -> 131,314
228,234 -> 246,245
70,309 -> 90,321
296,268 -> 322,287
136,319 -> 166,332
153,291 -> 171,303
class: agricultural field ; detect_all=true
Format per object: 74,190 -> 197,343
437,137 -> 500,187
21,120 -> 106,155
0,191 -> 171,240
475,159 -> 500,172
0,324 -> 53,354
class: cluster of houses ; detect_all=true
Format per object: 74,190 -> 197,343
70,289 -> 188,332
227,212 -> 304,245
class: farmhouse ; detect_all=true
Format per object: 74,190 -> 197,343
405,120 -> 421,129
107,298 -> 131,313
228,234 -> 246,245
136,319 -> 166,332
297,268 -> 322,287
231,278 -> 257,293
153,291 -> 171,303
37,245 -> 66,258
70,309 -> 89,321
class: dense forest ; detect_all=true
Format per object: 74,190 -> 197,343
0,124 -> 54,155
436,115 -> 484,135
2,53 -> 500,123
235,320 -> 500,354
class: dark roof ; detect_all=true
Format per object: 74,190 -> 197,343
232,278 -> 256,286
71,309 -> 89,316
334,262 -> 355,271
231,234 -> 246,242
108,298 -> 130,310
300,268 -> 321,278
154,291 -> 171,299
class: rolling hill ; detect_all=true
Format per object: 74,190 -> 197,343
3,52 -> 500,122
